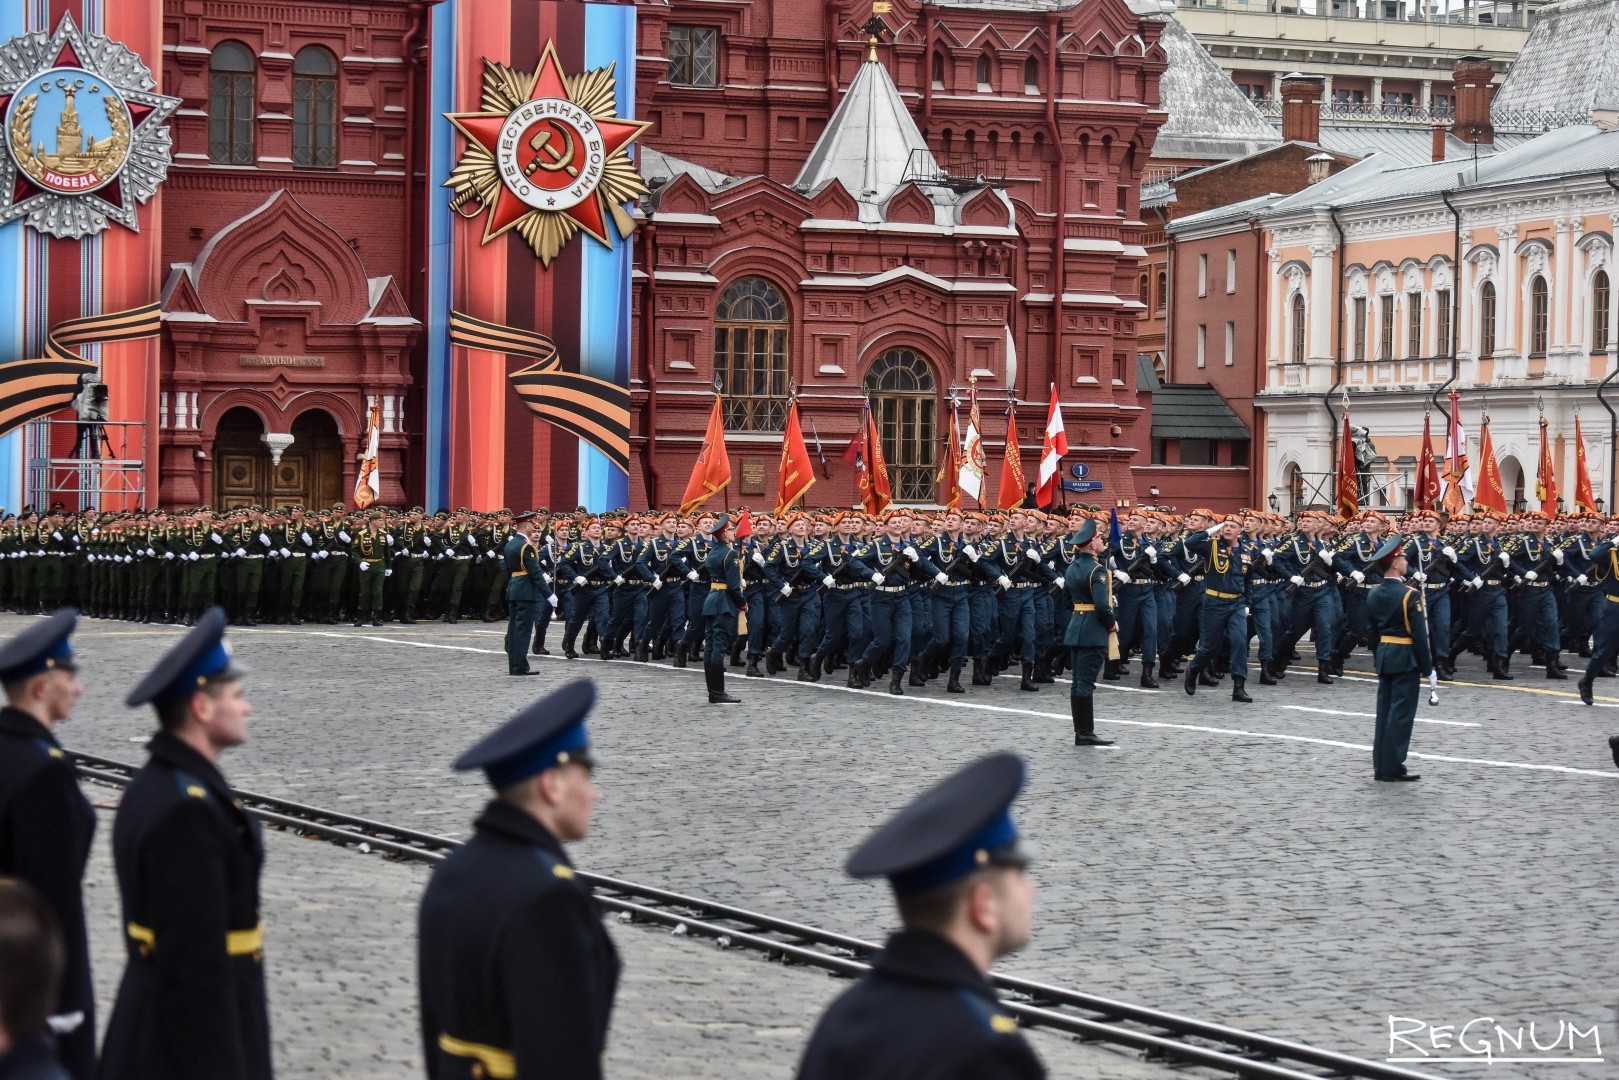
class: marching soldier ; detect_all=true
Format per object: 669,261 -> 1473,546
1063,519 -> 1116,747
559,519 -> 613,660
1366,537 -> 1430,781
980,510 -> 1056,693
101,607 -> 269,1080
921,509 -> 979,694
351,513 -> 391,627
851,510 -> 948,696
636,514 -> 689,662
796,753 -> 1044,1080
0,610 -> 96,1080
768,514 -> 824,681
418,680 -> 619,1080
1577,518 -> 1619,705
1180,516 -> 1256,702
701,514 -> 745,704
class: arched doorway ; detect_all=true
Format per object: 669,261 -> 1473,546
864,348 -> 937,503
213,407 -> 269,509
212,407 -> 344,509
1499,455 -> 1525,512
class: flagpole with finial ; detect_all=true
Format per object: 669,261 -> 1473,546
716,373 -> 730,514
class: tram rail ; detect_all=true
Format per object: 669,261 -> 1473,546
69,749 -> 1436,1080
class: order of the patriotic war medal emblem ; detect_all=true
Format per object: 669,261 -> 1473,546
0,14 -> 179,239
445,41 -> 652,266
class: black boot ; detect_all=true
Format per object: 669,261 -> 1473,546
745,655 -> 764,678
1020,663 -> 1038,692
1546,652 -> 1568,679
633,642 -> 649,663
808,652 -> 824,682
1034,658 -> 1054,684
1492,653 -> 1515,680
1139,662 -> 1160,690
730,639 -> 745,668
1072,695 -> 1114,746
1317,663 -> 1333,685
798,659 -> 816,682
1259,663 -> 1278,686
1199,668 -> 1221,687
889,667 -> 905,696
446,605 -> 460,625
562,635 -> 579,660
707,662 -> 740,704
909,667 -> 927,687
651,638 -> 666,661
847,659 -> 868,689
533,629 -> 549,656
766,649 -> 785,675
1231,676 -> 1253,703
971,657 -> 991,686
1101,658 -> 1121,682
1579,676 -> 1594,705
1183,662 -> 1199,696
945,661 -> 966,694
673,642 -> 688,669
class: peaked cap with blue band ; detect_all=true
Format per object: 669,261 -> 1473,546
454,679 -> 597,788
1072,519 -> 1097,545
0,608 -> 78,683
846,753 -> 1031,895
126,607 -> 244,708
1372,536 -> 1403,568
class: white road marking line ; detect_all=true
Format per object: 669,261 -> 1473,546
1278,705 -> 1480,728
1558,699 -> 1619,709
233,628 -> 1619,781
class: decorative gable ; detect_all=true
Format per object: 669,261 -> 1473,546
883,183 -> 934,226
958,189 -> 1008,229
653,173 -> 711,217
809,179 -> 860,222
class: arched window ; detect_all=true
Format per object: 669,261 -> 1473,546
1290,293 -> 1306,364
1479,280 -> 1496,357
1023,57 -> 1040,94
931,52 -> 945,88
975,55 -> 991,90
208,41 -> 255,164
1594,269 -> 1611,352
864,348 -> 937,503
1138,274 -> 1150,307
1529,275 -> 1549,356
292,46 -> 338,168
714,277 -> 790,432
1155,270 -> 1167,311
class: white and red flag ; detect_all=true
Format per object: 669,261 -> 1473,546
1035,383 -> 1068,508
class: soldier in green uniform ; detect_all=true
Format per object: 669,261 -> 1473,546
352,513 -> 392,627
439,510 -> 477,623
1366,537 -> 1430,781
1062,518 -> 1116,747
395,508 -> 430,624
701,515 -> 745,704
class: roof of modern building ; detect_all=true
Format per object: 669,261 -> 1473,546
1149,383 -> 1250,440
1168,191 -> 1290,234
1313,125 -> 1538,167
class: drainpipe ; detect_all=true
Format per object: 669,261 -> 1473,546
921,4 -> 935,134
1324,207 -> 1345,489
824,0 -> 841,100
640,222 -> 661,507
1601,171 -> 1619,508
1157,204 -> 1173,380
1250,216 -> 1265,509
1044,11 -> 1066,406
400,2 -> 431,315
1434,190 -> 1464,424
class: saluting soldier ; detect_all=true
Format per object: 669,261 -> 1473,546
418,680 -> 620,1080
0,610 -> 96,1080
1062,519 -> 1117,748
1366,538 -> 1431,781
100,607 -> 269,1080
796,753 -> 1044,1080
504,514 -> 547,676
1180,516 -> 1256,703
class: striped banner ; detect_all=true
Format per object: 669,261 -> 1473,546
448,309 -> 630,473
0,301 -> 159,438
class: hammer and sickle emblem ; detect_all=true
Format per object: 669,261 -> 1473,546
524,122 -> 580,179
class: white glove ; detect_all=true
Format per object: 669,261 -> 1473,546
259,534 -> 272,547
359,561 -> 370,572
1262,548 -> 1275,563
963,544 -> 979,561
338,531 -> 351,543
210,532 -> 222,544
1146,545 -> 1158,560
752,550 -> 767,567
86,554 -> 96,563
1350,570 -> 1365,584
822,574 -> 836,587
190,552 -> 200,562
468,535 -> 478,547
903,545 -> 919,561
280,547 -> 291,558
488,551 -> 499,561
1498,550 -> 1511,565
686,569 -> 700,582
384,568 -> 393,577
1289,575 -> 1305,586
548,594 -> 558,609
1025,548 -> 1041,562
1205,524 -> 1223,536
145,548 -> 155,557
421,535 -> 431,547
780,583 -> 792,597
1442,545 -> 1458,561
541,573 -> 552,584
1577,574 -> 1589,585
651,577 -> 663,591
871,572 -> 885,585
1114,569 -> 1130,583
1470,576 -> 1484,589
1552,548 -> 1565,564
614,575 -> 626,586
122,555 -> 131,564
997,575 -> 1013,590
934,571 -> 949,585
573,575 -> 587,586
164,551 -> 175,561
1524,570 -> 1538,581
1317,549 -> 1333,565
50,531 -> 61,541
234,547 -> 247,557
386,533 -> 394,545
302,531 -> 313,545
1177,572 -> 1192,585
1414,571 -> 1427,582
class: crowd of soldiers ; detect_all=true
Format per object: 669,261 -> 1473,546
6,500 -> 1619,704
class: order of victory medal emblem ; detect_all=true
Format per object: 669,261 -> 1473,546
0,14 -> 179,239
445,41 -> 653,267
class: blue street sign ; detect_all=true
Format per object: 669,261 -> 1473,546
1062,480 -> 1104,493
1070,462 -> 1090,479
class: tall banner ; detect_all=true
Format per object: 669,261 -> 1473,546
776,398 -> 814,513
1474,416 -> 1508,515
1535,413 -> 1558,517
1035,383 -> 1067,509
938,396 -> 962,512
680,395 -> 729,513
998,403 -> 1024,510
1443,390 -> 1473,516
1415,411 -> 1442,512
958,382 -> 985,503
1573,415 -> 1598,514
432,1 -> 648,512
1336,409 -> 1358,520
859,399 -> 892,516
0,9 -> 176,511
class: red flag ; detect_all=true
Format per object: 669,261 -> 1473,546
1473,416 -> 1508,515
858,401 -> 892,515
1415,412 -> 1442,511
1535,414 -> 1559,518
1336,409 -> 1358,520
734,507 -> 753,540
1442,389 -> 1472,516
680,396 -> 732,513
998,403 -> 1025,510
938,398 -> 963,512
775,400 -> 816,513
1574,415 -> 1598,513
1035,384 -> 1068,509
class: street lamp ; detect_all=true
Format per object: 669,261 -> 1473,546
1148,486 -> 1160,498
1267,493 -> 1280,512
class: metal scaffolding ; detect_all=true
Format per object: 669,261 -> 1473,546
27,419 -> 147,510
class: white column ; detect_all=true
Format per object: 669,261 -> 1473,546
1420,79 -> 1432,112
1498,224 -> 1519,364
1309,237 -> 1335,361
1553,216 -> 1574,366
1371,76 -> 1384,113
1268,248 -> 1283,374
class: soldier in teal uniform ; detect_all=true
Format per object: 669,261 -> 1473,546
1061,519 -> 1116,747
1180,517 -> 1256,703
1577,525 -> 1619,706
1365,536 -> 1431,782
701,515 -> 744,704
504,515 -> 546,676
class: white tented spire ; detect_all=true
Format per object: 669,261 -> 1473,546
793,49 -> 937,205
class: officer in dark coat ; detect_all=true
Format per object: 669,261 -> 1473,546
0,878 -> 75,1080
1365,538 -> 1431,782
418,680 -> 621,1080
503,514 -> 546,676
701,514 -> 745,704
99,607 -> 270,1080
796,753 -> 1045,1080
1061,521 -> 1115,748
0,610 -> 95,1080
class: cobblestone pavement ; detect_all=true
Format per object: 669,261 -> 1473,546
45,614 -> 1619,1079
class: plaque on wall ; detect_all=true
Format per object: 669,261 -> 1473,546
740,458 -> 766,496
